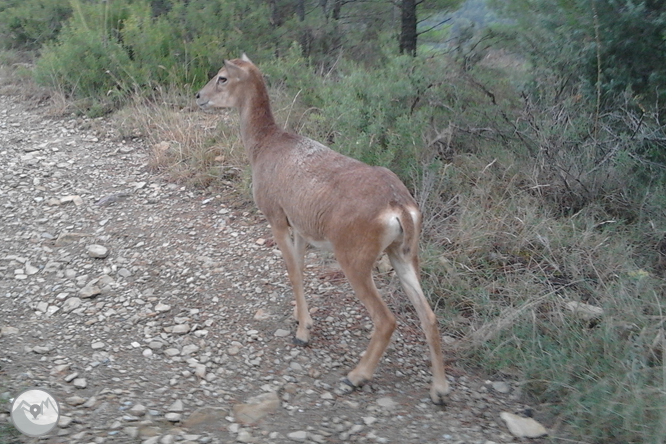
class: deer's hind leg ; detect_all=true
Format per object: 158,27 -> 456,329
270,219 -> 313,345
386,245 -> 450,405
336,249 -> 397,388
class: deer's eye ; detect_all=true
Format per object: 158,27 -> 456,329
217,76 -> 228,85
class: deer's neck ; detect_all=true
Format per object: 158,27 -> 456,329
238,84 -> 279,163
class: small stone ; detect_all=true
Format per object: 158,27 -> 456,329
237,430 -> 253,443
160,435 -> 175,444
79,285 -> 101,299
492,381 -> 511,394
227,346 -> 240,356
168,399 -> 184,412
164,412 -> 182,422
142,349 -> 153,358
91,341 -> 105,350
155,302 -> 171,312
500,412 -> 548,438
66,396 -> 86,406
73,378 -> 87,389
164,348 -> 180,357
149,341 -> 164,350
36,302 -> 48,313
194,364 -> 207,378
32,345 -> 51,354
64,372 -> 79,383
363,416 -> 377,426
129,403 -> 147,416
289,362 -> 303,372
376,397 -> 398,409
274,329 -> 291,337
58,416 -> 73,427
181,344 -> 199,355
564,301 -> 604,321
87,244 -> 109,259
320,391 -> 334,400
25,263 -> 39,275
1,326 -> 19,335
233,392 -> 280,425
62,297 -> 82,313
172,324 -> 190,334
253,308 -> 271,320
287,431 -> 308,442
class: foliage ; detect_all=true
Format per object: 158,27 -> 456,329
489,0 -> 666,110
33,0 -> 275,109
0,0 -> 71,49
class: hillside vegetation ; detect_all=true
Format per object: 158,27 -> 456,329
1,0 -> 665,442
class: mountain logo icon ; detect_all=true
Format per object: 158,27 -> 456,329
10,388 -> 60,437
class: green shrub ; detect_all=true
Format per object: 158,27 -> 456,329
0,0 -> 71,49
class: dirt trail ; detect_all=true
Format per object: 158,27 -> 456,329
0,91 -> 549,444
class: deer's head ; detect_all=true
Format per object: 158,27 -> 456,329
196,54 -> 253,110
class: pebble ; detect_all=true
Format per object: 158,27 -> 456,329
164,412 -> 182,422
168,399 -> 184,412
287,430 -> 308,442
87,244 -> 109,258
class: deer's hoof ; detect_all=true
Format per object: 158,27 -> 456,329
292,337 -> 309,347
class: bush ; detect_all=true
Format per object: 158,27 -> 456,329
0,0 -> 71,49
33,0 -> 275,110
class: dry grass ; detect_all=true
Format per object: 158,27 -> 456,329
112,92 -> 248,188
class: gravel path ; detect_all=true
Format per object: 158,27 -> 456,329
0,91 -> 550,444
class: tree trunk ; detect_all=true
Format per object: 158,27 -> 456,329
399,0 -> 417,56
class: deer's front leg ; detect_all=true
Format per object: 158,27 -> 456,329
271,224 -> 312,345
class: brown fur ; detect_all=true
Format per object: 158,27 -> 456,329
196,55 -> 450,404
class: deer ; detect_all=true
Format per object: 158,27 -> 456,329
195,54 -> 450,404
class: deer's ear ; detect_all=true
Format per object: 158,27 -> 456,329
224,59 -> 244,78
241,53 -> 252,63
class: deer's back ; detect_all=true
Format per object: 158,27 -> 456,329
251,132 -> 417,243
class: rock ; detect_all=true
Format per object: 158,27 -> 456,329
500,412 -> 548,438
91,341 -> 105,350
55,232 -> 91,246
168,399 -> 184,412
492,381 -> 511,394
253,309 -> 271,320
164,348 -> 180,357
25,263 -> 39,275
194,364 -> 207,378
60,195 -> 83,206
1,326 -> 19,335
62,297 -> 82,313
142,349 -> 153,358
172,324 -> 190,334
73,378 -> 87,388
363,416 -> 377,426
129,403 -> 147,416
237,430 -> 254,443
58,416 -> 73,427
65,396 -> 86,406
165,412 -> 182,422
287,430 -> 308,442
233,392 -> 280,424
32,345 -> 51,354
149,341 -> 164,350
376,397 -> 399,409
274,328 -> 291,337
87,244 -> 109,259
64,372 -> 79,382
181,344 -> 199,355
564,301 -> 604,321
155,302 -> 171,312
79,284 -> 101,299
182,406 -> 228,431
